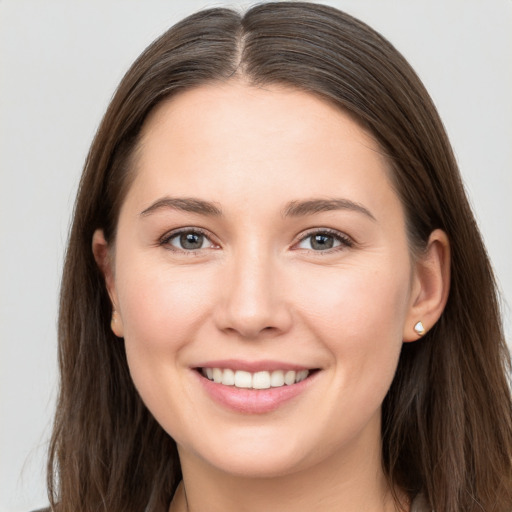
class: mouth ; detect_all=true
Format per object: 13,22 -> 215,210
193,360 -> 320,413
198,368 -> 314,389
197,367 -> 317,390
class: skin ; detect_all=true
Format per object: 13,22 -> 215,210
93,81 -> 450,512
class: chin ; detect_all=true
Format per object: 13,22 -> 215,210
204,451 -> 311,479
178,428 -> 316,479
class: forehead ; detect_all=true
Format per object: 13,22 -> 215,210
125,80 -> 400,222
139,81 -> 379,160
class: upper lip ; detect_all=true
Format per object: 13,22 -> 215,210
194,359 -> 314,373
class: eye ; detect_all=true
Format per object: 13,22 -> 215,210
161,229 -> 216,252
296,229 -> 353,251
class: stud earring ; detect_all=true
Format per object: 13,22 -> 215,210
111,310 -> 123,337
414,321 -> 425,337
111,310 -> 118,332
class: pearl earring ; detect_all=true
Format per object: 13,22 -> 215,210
111,310 -> 121,335
414,321 -> 425,336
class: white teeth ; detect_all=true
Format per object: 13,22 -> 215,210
296,370 -> 308,382
212,368 -> 223,383
253,371 -> 271,389
234,370 -> 252,388
284,370 -> 296,385
201,368 -> 311,389
221,368 -> 235,386
270,370 -> 285,387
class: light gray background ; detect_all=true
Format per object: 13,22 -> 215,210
1,1 -> 511,511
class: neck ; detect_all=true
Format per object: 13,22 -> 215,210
170,426 -> 406,512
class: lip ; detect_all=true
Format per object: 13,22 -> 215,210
192,361 -> 319,414
194,359 -> 311,373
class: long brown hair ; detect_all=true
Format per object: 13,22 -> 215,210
48,3 -> 512,511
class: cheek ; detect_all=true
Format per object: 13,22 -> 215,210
293,259 -> 411,389
113,256 -> 215,412
298,261 -> 410,336
114,260 -> 219,432
300,263 -> 410,435
117,260 -> 215,351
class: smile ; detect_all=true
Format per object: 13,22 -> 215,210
200,368 -> 310,389
194,360 -> 319,413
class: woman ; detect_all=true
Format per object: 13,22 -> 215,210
45,2 -> 512,511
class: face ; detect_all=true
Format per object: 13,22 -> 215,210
104,81 -> 420,478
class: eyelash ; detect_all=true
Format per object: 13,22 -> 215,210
159,227 -> 216,256
159,227 -> 354,255
295,228 -> 354,254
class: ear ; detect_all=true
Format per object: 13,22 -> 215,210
92,229 -> 124,337
403,229 -> 450,342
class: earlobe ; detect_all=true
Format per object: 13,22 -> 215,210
110,309 -> 124,338
92,229 -> 116,300
403,229 -> 450,342
92,229 -> 124,337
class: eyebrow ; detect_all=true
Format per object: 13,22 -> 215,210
283,198 -> 376,221
140,196 -> 375,221
140,197 -> 223,217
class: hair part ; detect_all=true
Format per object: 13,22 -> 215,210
49,3 -> 512,511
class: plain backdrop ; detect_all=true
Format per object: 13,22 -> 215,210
1,1 -> 511,510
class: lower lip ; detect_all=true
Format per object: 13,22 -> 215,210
194,370 -> 317,414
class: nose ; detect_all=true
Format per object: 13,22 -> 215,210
214,247 -> 293,340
